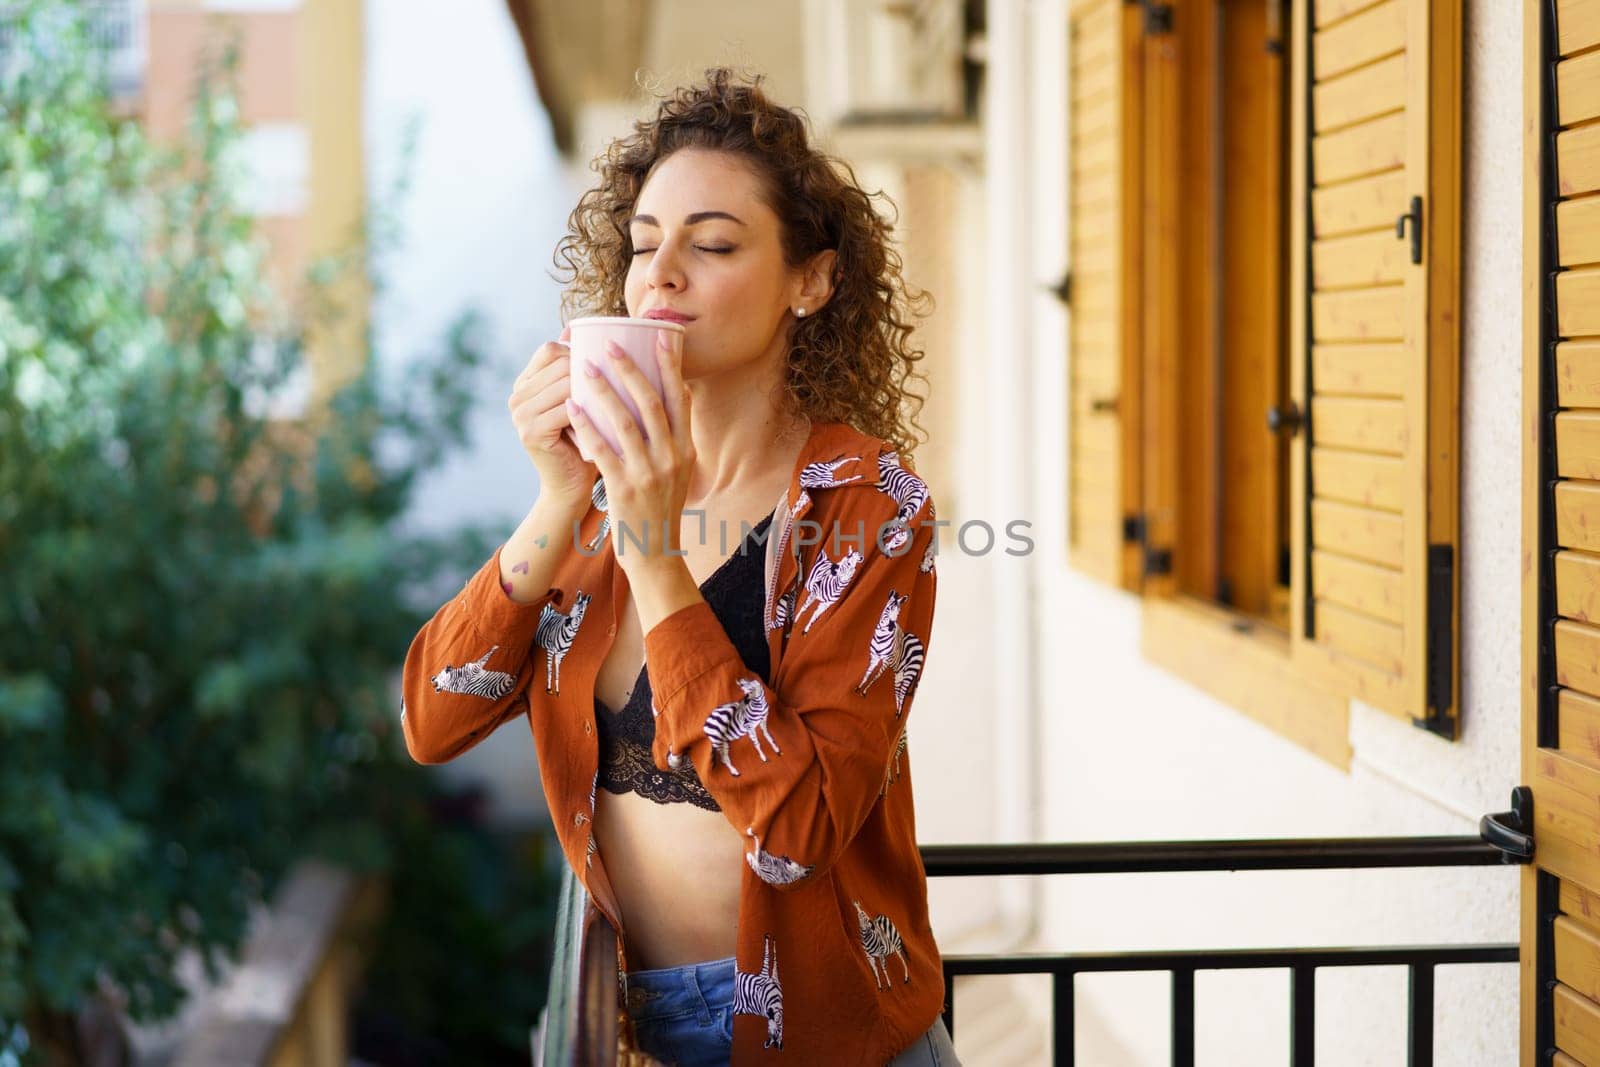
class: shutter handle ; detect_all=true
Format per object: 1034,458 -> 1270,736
1090,396 -> 1118,414
1478,786 -> 1534,864
1267,402 -> 1302,436
1395,195 -> 1423,265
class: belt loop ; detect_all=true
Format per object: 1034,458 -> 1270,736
686,964 -> 711,1025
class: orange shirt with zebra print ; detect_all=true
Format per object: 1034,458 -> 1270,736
399,420 -> 944,1065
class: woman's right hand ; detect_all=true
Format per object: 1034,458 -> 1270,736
509,326 -> 598,510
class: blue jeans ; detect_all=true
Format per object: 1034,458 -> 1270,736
624,955 -> 736,1066
623,956 -> 961,1066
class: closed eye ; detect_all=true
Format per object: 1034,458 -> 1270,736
629,246 -> 735,256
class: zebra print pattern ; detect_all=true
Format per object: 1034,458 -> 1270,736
854,590 -> 926,717
699,677 -> 780,777
767,579 -> 798,634
535,591 -> 591,695
796,545 -> 863,634
430,645 -> 516,699
875,451 -> 929,528
584,477 -> 610,553
853,900 -> 911,989
880,728 -> 908,796
572,811 -> 597,868
744,828 -> 813,885
734,934 -> 785,1049
920,539 -> 937,574
798,455 -> 864,490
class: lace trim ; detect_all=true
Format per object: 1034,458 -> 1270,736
599,732 -> 722,812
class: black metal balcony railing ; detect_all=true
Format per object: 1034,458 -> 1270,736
926,826 -> 1529,1067
538,790 -> 1533,1066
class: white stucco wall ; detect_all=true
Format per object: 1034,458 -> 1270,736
1012,1 -> 1524,1063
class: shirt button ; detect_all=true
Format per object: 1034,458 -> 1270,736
584,720 -> 593,735
607,624 -> 617,636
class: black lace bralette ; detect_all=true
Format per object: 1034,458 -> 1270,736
594,510 -> 774,812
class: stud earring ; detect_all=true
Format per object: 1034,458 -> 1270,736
795,307 -> 806,318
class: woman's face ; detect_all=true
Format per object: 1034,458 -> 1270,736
624,148 -> 800,379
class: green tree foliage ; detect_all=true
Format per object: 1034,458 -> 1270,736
0,4 -> 557,1062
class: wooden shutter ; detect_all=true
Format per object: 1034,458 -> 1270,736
1289,0 -> 1461,732
1067,0 -> 1143,590
1525,0 -> 1600,1061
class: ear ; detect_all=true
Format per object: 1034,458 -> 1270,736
791,249 -> 838,314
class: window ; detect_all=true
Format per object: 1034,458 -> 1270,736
1066,0 -> 1462,751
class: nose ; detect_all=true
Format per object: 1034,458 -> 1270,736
643,236 -> 686,292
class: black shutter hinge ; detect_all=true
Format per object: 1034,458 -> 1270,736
1413,543 -> 1456,737
1123,514 -> 1172,576
1141,2 -> 1174,35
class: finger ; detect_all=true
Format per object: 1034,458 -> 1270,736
578,349 -> 647,463
606,337 -> 672,457
510,358 -> 569,409
658,329 -> 691,451
511,374 -> 572,425
516,340 -> 569,389
565,397 -> 620,474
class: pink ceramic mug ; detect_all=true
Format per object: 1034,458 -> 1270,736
562,316 -> 686,461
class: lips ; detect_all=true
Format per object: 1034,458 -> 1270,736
644,308 -> 694,324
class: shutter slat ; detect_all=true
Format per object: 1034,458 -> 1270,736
1316,0 -> 1390,32
1311,449 -> 1405,511
1559,0 -> 1600,57
1311,287 -> 1406,342
1311,550 -> 1404,624
1312,229 -> 1408,288
1557,917 -> 1600,1009
1558,341 -> 1600,407
1558,412 -> 1600,479
1556,550 -> 1600,623
1559,267 -> 1600,338
1311,397 -> 1407,454
1556,481 -> 1600,552
1559,197 -> 1600,268
1312,343 -> 1406,396
1558,690 -> 1600,773
1314,53 -> 1406,133
1312,170 -> 1408,237
1313,0 -> 1405,82
1313,112 -> 1406,185
1311,498 -> 1405,567
1559,125 -> 1600,198
1558,619 -> 1600,700
1559,51 -> 1600,127
1315,599 -> 1404,674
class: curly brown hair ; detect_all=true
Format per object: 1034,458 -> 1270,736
552,67 -> 932,462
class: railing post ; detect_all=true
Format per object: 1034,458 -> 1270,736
1291,965 -> 1315,1066
1408,964 -> 1435,1067
1171,969 -> 1194,1067
1053,970 -> 1075,1067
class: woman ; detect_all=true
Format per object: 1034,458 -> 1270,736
401,69 -> 957,1066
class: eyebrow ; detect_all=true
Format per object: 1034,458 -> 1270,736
627,211 -> 747,228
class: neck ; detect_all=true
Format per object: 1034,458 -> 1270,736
685,343 -> 811,505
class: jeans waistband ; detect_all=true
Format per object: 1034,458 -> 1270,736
623,955 -> 737,1024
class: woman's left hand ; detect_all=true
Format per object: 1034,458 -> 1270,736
564,329 -> 695,571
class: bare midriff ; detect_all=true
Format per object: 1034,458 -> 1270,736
590,491 -> 789,972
